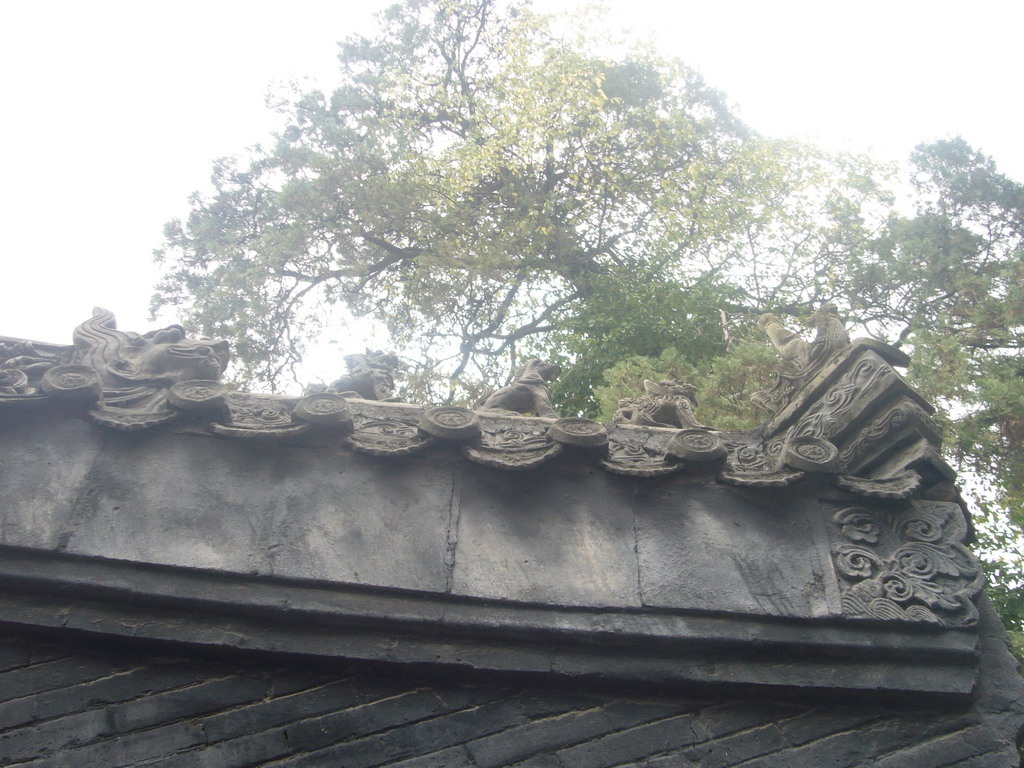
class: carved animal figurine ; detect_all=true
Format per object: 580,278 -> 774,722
751,303 -> 851,415
327,349 -> 402,401
613,379 -> 711,430
73,307 -> 230,413
476,359 -> 562,418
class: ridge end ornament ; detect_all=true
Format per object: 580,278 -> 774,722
548,417 -> 608,448
21,308 -> 234,430
613,379 -> 711,431
751,303 -> 851,416
419,406 -> 481,440
309,349 -> 404,402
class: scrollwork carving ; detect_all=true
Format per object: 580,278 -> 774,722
791,356 -> 891,441
601,433 -> 683,477
827,502 -> 983,626
210,393 -> 310,441
717,435 -> 804,487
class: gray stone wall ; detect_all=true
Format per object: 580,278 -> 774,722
0,594 -> 1021,767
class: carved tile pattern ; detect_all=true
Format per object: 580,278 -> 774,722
601,437 -> 682,477
0,341 -> 70,403
348,414 -> 435,456
829,503 -> 983,626
224,394 -> 296,429
793,356 -> 893,440
463,424 -> 562,470
716,434 -> 801,487
725,439 -> 772,472
835,470 -> 922,499
837,400 -> 936,474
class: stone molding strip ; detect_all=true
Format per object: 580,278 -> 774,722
0,545 -> 979,700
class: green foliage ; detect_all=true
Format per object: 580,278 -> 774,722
153,0 -> 888,398
542,273 -> 741,416
1009,631 -> 1024,666
593,341 -> 777,429
867,140 -> 1024,630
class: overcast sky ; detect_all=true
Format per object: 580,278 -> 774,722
2,0 -> 1021,377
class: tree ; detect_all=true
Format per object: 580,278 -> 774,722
153,1 -> 1024,634
866,139 -> 1024,631
153,0 -> 888,404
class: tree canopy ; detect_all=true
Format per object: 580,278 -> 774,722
153,0 -> 1023,632
154,0 -> 887,403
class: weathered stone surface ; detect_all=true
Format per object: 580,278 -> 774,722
0,414 -> 104,550
634,481 -> 838,618
0,415 -> 991,650
0,414 -> 454,589
451,463 -> 640,607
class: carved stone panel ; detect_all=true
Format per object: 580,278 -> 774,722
450,463 -> 640,607
837,398 -> 939,476
718,433 -> 803,487
824,500 -> 984,626
790,351 -> 900,443
348,412 -> 435,456
634,482 -> 840,618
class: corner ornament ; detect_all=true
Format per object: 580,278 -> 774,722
0,308 -> 230,430
829,503 -> 983,626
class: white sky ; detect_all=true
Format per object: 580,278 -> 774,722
2,0 -> 1022,381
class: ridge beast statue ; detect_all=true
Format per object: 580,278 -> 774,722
475,358 -> 562,418
0,307 -> 230,429
751,302 -> 850,415
613,379 -> 712,431
311,349 -> 403,401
